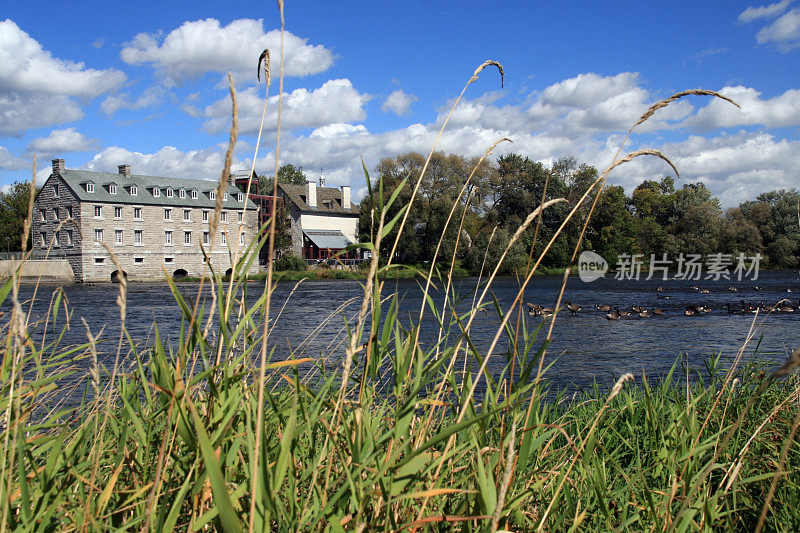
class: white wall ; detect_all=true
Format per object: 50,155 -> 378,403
299,213 -> 358,244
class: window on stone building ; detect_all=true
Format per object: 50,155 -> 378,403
237,211 -> 243,223
94,205 -> 102,218
86,183 -> 95,193
40,232 -> 46,246
237,193 -> 244,202
220,231 -> 226,244
134,230 -> 143,244
179,189 -> 186,199
190,189 -> 198,199
114,206 -> 122,218
115,230 -> 123,244
209,190 -> 216,200
202,210 -> 209,222
184,209 -> 191,221
95,229 -> 103,242
184,231 -> 191,245
164,208 -> 172,221
53,184 -> 59,197
65,206 -> 72,219
220,211 -> 227,222
153,188 -> 161,197
39,209 -> 46,221
94,257 -> 105,264
64,230 -> 73,246
166,188 -> 173,198
203,232 -> 209,245
130,185 -> 138,196
134,207 -> 142,219
134,257 -> 144,264
239,232 -> 245,245
109,184 -> 117,195
165,231 -> 172,245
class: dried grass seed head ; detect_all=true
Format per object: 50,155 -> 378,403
258,49 -> 270,84
635,89 -> 740,128
608,149 -> 680,179
469,60 -> 504,87
609,373 -> 634,400
772,347 -> 800,379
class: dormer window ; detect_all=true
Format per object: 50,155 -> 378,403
53,184 -> 59,197
109,183 -> 118,195
130,185 -> 138,196
179,188 -> 186,199
153,187 -> 161,197
190,189 -> 198,199
237,192 -> 244,202
86,182 -> 95,193
223,192 -> 228,201
209,190 -> 216,200
166,188 -> 173,198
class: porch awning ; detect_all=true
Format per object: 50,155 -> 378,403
303,229 -> 352,249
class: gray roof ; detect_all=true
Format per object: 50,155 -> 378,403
278,183 -> 359,215
303,230 -> 352,249
51,169 -> 257,209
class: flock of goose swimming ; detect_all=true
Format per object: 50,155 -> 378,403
526,285 -> 799,321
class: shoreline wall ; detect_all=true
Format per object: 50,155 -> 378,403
0,259 -> 74,281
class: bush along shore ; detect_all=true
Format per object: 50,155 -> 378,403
3,41 -> 800,532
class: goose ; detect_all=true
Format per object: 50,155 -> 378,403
700,289 -> 711,294
605,308 -> 620,321
725,302 -> 738,315
741,300 -> 758,314
638,309 -> 651,317
596,304 -> 613,312
631,305 -> 643,313
618,309 -> 632,317
527,303 -> 542,316
657,294 -> 672,300
776,299 -> 795,313
754,286 -> 763,291
566,302 -> 582,315
541,307 -> 555,317
690,286 -> 700,291
760,302 -> 777,312
652,308 -> 665,316
684,306 -> 697,316
656,286 -> 664,292
728,286 -> 738,292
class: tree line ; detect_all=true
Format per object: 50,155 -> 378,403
359,152 -> 800,274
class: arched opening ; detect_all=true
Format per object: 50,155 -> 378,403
110,270 -> 127,283
225,268 -> 233,278
172,268 -> 188,280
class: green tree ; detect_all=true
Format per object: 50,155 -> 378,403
0,181 -> 34,252
258,163 -> 308,195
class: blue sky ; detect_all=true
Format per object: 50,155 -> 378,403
1,0 -> 799,206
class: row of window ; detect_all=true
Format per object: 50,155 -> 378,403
91,205 -> 243,223
81,181 -> 244,202
93,256 -> 176,265
92,229 -> 244,246
40,230 -> 73,247
39,206 -> 73,221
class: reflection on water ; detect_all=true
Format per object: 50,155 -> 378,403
5,270 -> 800,402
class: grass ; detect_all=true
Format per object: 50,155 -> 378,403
2,4 -> 799,530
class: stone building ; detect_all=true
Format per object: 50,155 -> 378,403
32,159 -> 260,282
276,180 -> 360,262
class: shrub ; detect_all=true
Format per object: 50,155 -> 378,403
274,252 -> 306,271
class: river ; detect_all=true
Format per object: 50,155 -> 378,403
5,270 -> 800,403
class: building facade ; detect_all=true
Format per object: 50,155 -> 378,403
33,159 -> 260,282
276,181 -> 361,262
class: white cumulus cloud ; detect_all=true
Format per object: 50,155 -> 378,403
738,0 -> 791,23
120,18 -> 334,85
101,86 -> 167,116
382,89 -> 417,116
201,79 -> 371,135
679,85 -> 800,130
26,128 -> 99,156
0,19 -> 125,135
756,7 -> 800,49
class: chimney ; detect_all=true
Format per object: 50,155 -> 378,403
306,180 -> 317,208
318,175 -> 326,187
340,185 -> 351,210
118,164 -> 131,177
52,159 -> 65,175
